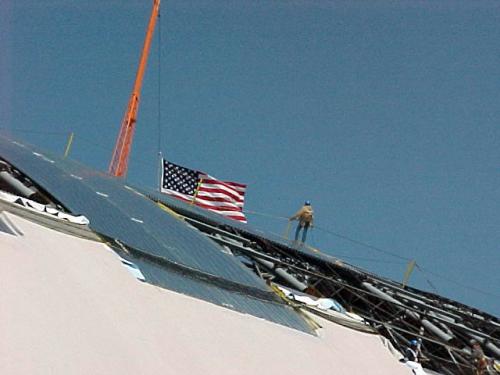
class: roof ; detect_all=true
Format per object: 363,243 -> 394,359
0,135 -> 312,333
0,212 -> 412,375
1,134 -> 499,374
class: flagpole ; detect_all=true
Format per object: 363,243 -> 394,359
157,152 -> 163,192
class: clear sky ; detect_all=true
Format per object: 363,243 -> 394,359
1,0 -> 499,317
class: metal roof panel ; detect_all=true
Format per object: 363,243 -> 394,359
0,136 -> 268,291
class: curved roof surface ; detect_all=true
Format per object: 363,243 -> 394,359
0,135 -> 313,332
0,136 -> 261,287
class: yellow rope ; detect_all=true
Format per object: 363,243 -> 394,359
157,201 -> 184,221
191,177 -> 203,205
284,221 -> 292,239
268,283 -> 322,331
63,132 -> 74,159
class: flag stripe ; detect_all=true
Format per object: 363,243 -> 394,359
160,159 -> 247,223
202,178 -> 246,191
160,191 -> 244,213
205,209 -> 246,222
162,194 -> 246,221
162,188 -> 243,210
196,190 -> 244,200
196,197 -> 244,208
192,199 -> 243,211
199,183 -> 246,198
197,189 -> 244,203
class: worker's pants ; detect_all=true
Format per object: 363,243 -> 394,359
295,222 -> 310,243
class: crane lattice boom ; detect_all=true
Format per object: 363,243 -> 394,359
109,0 -> 160,177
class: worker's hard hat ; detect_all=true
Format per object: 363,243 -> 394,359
304,200 -> 311,206
410,339 -> 418,346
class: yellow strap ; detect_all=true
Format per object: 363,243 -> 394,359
157,201 -> 184,221
284,221 -> 292,239
191,177 -> 203,205
63,132 -> 74,159
402,259 -> 416,287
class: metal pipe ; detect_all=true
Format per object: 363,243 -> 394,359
362,282 -> 420,321
0,171 -> 36,198
421,319 -> 454,342
255,258 -> 308,292
363,282 -> 457,343
362,282 -> 404,306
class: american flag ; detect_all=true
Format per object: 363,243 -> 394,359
160,159 -> 247,223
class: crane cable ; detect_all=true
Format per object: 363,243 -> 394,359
156,7 -> 162,158
156,7 -> 163,191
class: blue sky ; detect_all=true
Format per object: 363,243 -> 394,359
1,0 -> 499,316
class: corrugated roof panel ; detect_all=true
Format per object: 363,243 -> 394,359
0,136 -> 315,333
0,136 -> 266,290
119,251 -> 313,333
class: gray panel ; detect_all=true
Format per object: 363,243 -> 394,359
0,136 -> 266,290
0,135 -> 313,333
119,251 -> 313,333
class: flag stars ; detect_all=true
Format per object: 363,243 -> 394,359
160,159 -> 247,222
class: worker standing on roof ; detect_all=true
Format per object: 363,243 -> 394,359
289,201 -> 314,243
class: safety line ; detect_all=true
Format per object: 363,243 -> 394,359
314,225 -> 412,262
0,128 -> 68,136
416,263 -> 500,299
245,210 -> 499,300
244,209 -> 411,262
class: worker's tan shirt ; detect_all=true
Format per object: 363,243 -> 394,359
290,205 -> 314,225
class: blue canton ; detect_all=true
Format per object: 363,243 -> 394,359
163,161 -> 199,195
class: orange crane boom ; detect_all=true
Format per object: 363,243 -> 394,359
109,0 -> 161,177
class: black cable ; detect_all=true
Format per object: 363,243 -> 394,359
330,255 -> 406,265
247,212 -> 499,301
246,210 -> 404,259
414,264 -> 440,294
0,128 -> 68,136
416,263 -> 500,299
69,135 -> 150,167
314,224 -> 412,262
